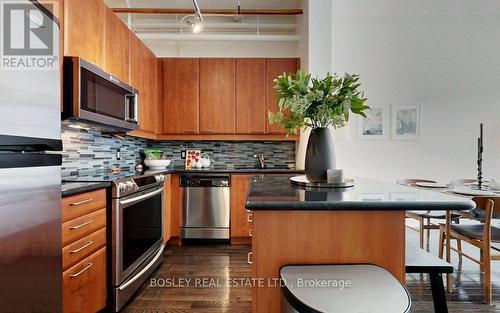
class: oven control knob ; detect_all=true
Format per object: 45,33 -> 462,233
126,181 -> 135,191
118,182 -> 128,193
155,174 -> 165,182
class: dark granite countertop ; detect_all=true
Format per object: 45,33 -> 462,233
168,165 -> 304,174
245,175 -> 476,211
62,182 -> 111,198
63,166 -> 304,182
61,166 -> 304,197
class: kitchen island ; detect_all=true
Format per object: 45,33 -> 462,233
245,175 -> 475,313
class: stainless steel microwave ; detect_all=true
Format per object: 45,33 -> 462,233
63,57 -> 139,131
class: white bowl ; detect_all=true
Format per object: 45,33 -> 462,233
144,159 -> 171,169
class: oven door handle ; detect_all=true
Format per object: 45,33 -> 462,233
119,188 -> 163,206
117,244 -> 165,291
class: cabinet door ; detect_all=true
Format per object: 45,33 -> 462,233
129,35 -> 157,133
162,58 -> 199,134
103,7 -> 129,83
265,58 -> 300,134
63,247 -> 106,313
144,49 -> 158,133
163,174 -> 172,243
199,58 -> 236,134
235,59 -> 266,134
230,175 -> 252,239
64,0 -> 104,67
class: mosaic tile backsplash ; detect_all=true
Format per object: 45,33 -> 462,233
148,141 -> 296,168
61,125 -> 296,178
61,125 -> 146,178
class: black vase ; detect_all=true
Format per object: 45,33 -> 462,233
305,127 -> 336,183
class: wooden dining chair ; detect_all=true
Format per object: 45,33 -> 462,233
397,179 -> 462,250
438,197 -> 500,304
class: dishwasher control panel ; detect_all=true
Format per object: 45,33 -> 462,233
180,175 -> 230,187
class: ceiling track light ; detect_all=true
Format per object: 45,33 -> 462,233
180,0 -> 203,33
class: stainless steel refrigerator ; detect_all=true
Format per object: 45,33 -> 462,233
0,0 -> 62,311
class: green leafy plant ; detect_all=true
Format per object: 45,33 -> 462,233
268,70 -> 369,135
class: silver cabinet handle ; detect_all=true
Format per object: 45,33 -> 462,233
69,241 -> 93,254
247,252 -> 253,264
69,198 -> 92,206
248,229 -> 253,237
69,220 -> 93,230
247,213 -> 253,223
69,263 -> 93,278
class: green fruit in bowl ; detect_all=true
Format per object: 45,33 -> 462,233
144,149 -> 164,160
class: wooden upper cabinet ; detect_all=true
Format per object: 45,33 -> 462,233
129,34 -> 157,133
103,7 -> 129,83
265,58 -> 300,134
235,59 -> 266,134
128,34 -> 144,93
199,58 -> 236,134
143,49 -> 158,133
64,0 -> 104,67
162,58 -> 200,134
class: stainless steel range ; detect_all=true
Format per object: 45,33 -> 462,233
110,173 -> 165,311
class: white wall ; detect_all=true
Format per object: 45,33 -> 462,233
296,0 -> 332,169
328,0 -> 500,183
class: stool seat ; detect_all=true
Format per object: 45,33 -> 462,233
280,264 -> 411,313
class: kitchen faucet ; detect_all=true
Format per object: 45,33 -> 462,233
254,154 -> 266,169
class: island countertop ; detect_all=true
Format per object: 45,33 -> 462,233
245,175 -> 476,211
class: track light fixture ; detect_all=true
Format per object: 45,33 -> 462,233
184,0 -> 203,33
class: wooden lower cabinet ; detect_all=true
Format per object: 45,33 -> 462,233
62,228 -> 106,270
62,208 -> 106,246
230,174 -> 253,243
63,247 -> 107,313
251,210 -> 405,313
163,174 -> 172,243
169,174 -> 181,239
62,189 -> 107,313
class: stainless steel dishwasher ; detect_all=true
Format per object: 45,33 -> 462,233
180,174 -> 230,239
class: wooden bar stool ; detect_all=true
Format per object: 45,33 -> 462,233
280,264 -> 411,313
438,197 -> 500,304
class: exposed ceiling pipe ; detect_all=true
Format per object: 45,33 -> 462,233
137,33 -> 300,42
111,8 -> 303,15
131,22 -> 297,30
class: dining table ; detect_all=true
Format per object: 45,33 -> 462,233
402,181 -> 500,290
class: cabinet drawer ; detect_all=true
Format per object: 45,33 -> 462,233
62,209 -> 106,246
62,189 -> 106,222
63,247 -> 107,313
63,228 -> 106,270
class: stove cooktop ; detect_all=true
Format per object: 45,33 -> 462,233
62,169 -> 167,183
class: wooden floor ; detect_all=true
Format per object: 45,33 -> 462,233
123,226 -> 500,313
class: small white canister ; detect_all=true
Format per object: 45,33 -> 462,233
327,169 -> 344,184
